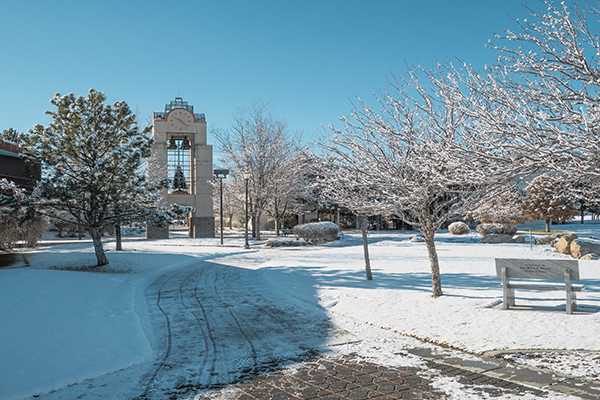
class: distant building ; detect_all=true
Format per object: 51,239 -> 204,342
0,139 -> 40,193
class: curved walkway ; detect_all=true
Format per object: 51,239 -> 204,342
132,261 -> 332,400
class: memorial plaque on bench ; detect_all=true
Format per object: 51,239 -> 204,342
495,259 -> 580,280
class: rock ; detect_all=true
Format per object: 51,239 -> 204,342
513,235 -> 526,244
553,234 -> 578,255
580,253 -> 600,260
536,233 -> 564,245
481,234 -> 514,243
410,235 -> 425,242
570,239 -> 600,259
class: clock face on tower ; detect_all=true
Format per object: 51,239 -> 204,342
167,109 -> 194,132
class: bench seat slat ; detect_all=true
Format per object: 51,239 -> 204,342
500,283 -> 585,291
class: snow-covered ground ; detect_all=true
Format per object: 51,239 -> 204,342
1,221 -> 599,400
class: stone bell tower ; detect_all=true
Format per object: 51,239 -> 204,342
146,97 -> 214,238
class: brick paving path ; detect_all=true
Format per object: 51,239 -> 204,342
199,354 -> 550,399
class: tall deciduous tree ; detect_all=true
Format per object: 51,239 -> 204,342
456,2 -> 600,189
317,65 -> 522,297
23,89 -> 157,266
215,101 -> 302,240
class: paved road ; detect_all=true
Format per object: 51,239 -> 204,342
132,261 -> 333,400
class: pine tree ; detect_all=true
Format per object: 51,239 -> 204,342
524,174 -> 579,232
172,166 -> 188,193
23,89 -> 157,266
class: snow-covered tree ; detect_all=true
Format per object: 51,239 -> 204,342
469,185 -> 528,225
524,173 -> 579,232
214,100 -> 302,240
1,128 -> 22,145
317,65 -> 523,297
310,160 -> 390,281
22,89 -> 159,266
172,166 -> 188,193
453,2 -> 600,188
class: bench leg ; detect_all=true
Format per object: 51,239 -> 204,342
565,269 -> 574,314
501,268 -> 515,309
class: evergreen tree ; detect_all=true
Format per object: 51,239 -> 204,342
22,89 -> 156,266
524,174 -> 579,232
0,128 -> 22,144
172,166 -> 188,193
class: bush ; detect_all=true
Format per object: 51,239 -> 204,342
19,217 -> 50,247
476,223 -> 517,237
266,238 -> 307,247
448,221 -> 470,235
231,220 -> 243,229
293,222 -> 339,244
0,214 -> 19,250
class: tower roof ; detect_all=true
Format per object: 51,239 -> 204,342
165,97 -> 194,113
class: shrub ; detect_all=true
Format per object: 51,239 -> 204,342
19,217 -> 50,247
293,222 -> 339,243
231,220 -> 243,229
266,238 -> 307,247
448,221 -> 470,235
476,223 -> 517,237
0,214 -> 19,250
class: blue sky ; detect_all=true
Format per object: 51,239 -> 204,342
1,0 -> 539,146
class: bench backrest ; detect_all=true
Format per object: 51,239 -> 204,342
495,259 -> 580,281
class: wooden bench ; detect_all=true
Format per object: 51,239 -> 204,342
495,258 -> 586,314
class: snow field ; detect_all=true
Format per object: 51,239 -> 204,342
1,223 -> 599,400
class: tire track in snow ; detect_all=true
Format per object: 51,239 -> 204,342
135,261 -> 332,400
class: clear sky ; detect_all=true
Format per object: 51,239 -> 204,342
0,0 -> 540,146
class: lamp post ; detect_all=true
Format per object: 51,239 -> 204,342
243,170 -> 251,249
213,169 -> 229,245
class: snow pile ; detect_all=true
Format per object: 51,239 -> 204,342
293,222 -> 339,243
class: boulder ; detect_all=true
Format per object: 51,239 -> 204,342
536,233 -> 564,245
410,235 -> 425,242
513,235 -> 526,244
580,253 -> 600,260
553,234 -> 578,255
570,239 -> 600,259
481,234 -> 514,243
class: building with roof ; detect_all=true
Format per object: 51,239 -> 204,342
0,139 -> 40,193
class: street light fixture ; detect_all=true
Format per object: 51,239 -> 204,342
213,168 -> 229,245
243,170 -> 251,249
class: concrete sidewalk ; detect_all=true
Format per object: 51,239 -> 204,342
409,348 -> 600,399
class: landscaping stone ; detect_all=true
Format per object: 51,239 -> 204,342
580,253 -> 600,260
553,234 -> 578,255
570,238 -> 600,259
535,233 -> 564,245
481,234 -> 514,243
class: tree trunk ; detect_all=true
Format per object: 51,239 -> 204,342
90,226 -> 109,266
360,215 -> 373,280
275,218 -> 280,236
255,213 -> 262,240
424,230 -> 443,297
581,208 -> 585,224
115,224 -> 122,251
545,219 -> 551,232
